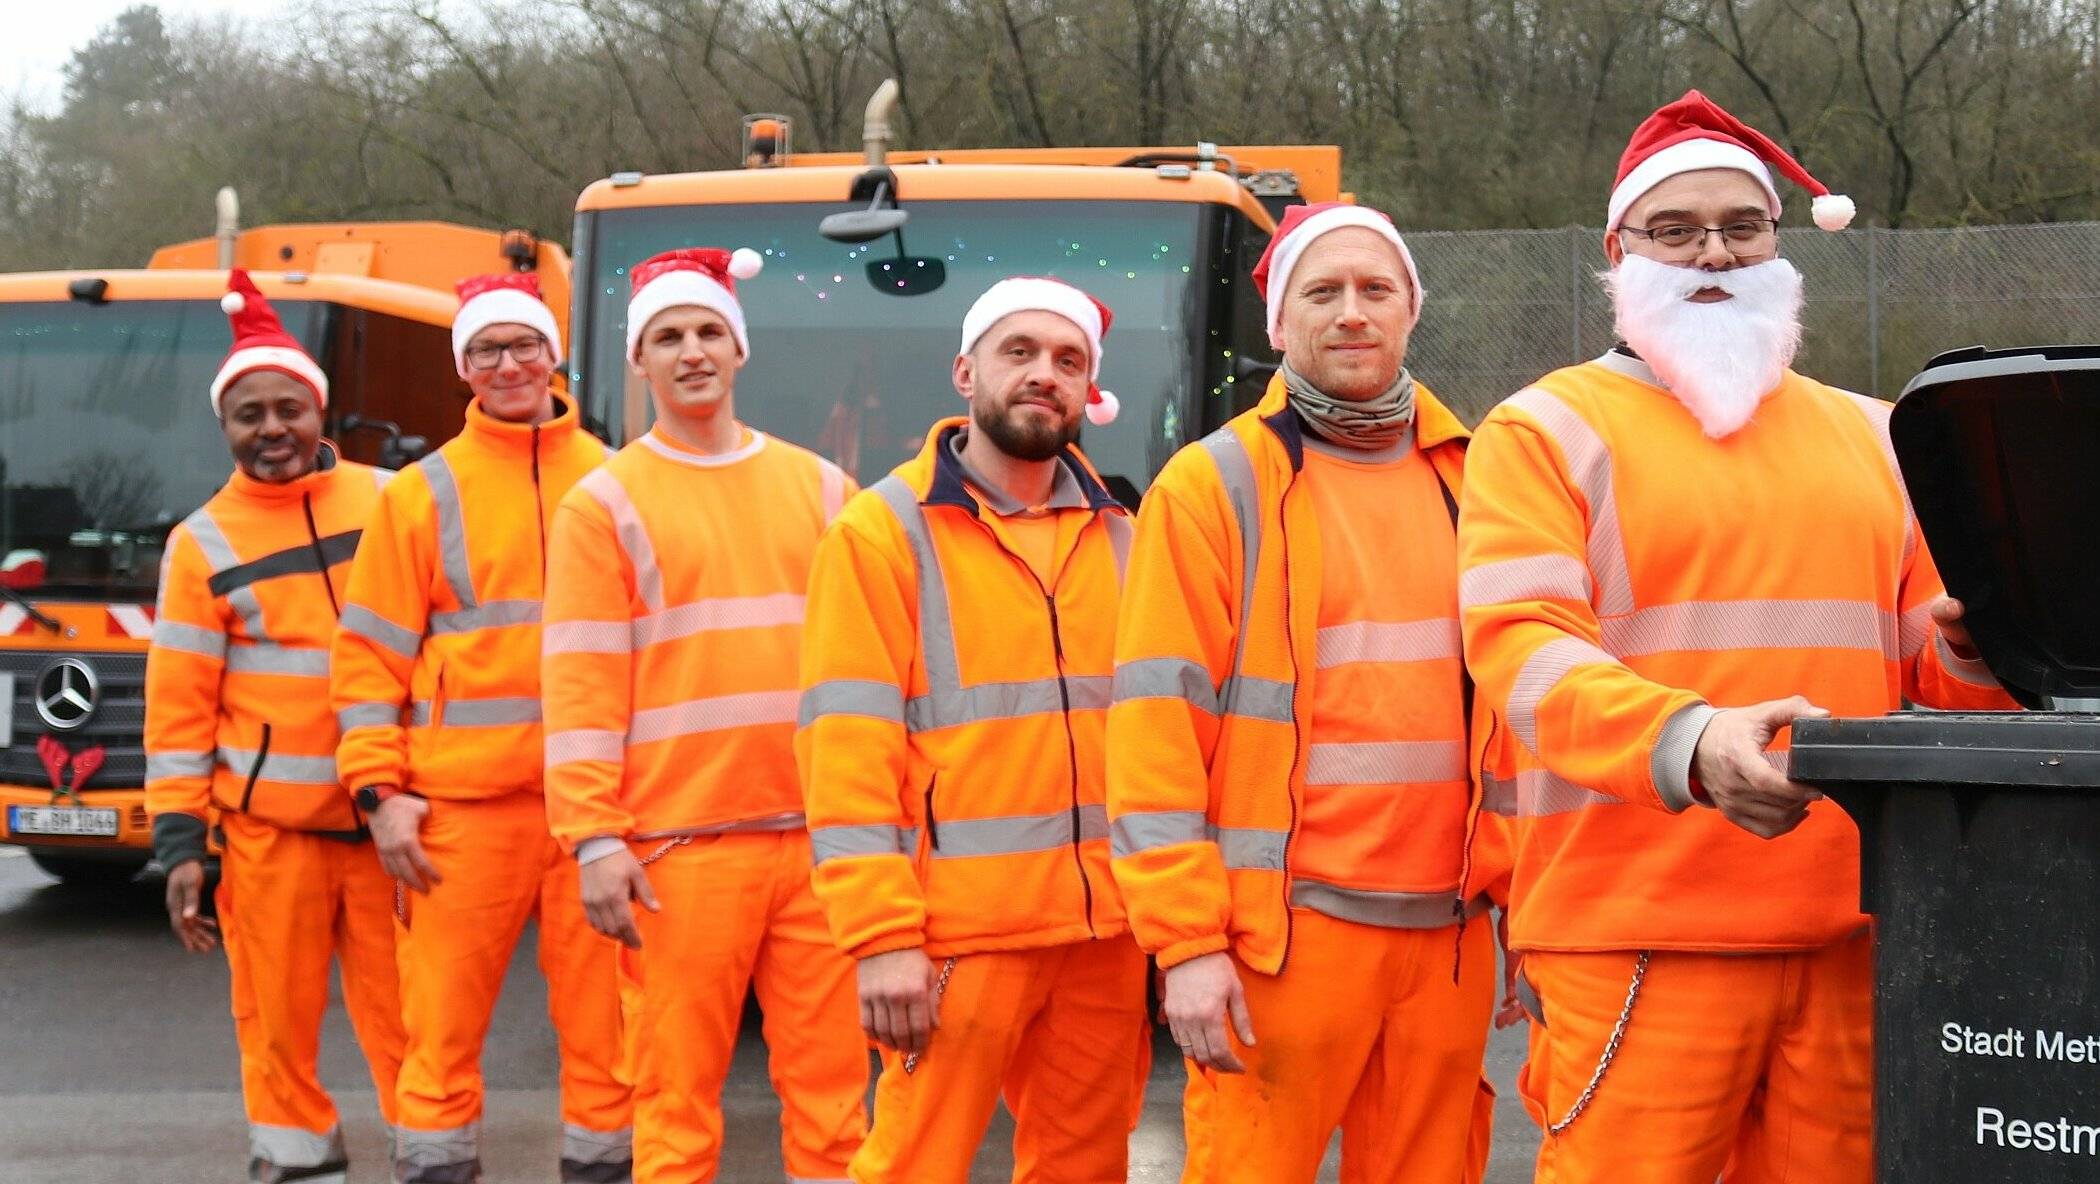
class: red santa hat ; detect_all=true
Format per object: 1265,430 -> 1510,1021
1609,89 -> 1855,232
210,269 -> 328,416
1251,202 -> 1423,352
958,276 -> 1121,426
452,272 -> 564,378
625,247 -> 764,363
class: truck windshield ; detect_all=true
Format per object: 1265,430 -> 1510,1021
575,199 -> 1210,493
0,297 -> 329,597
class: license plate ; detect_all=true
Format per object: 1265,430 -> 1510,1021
7,805 -> 119,837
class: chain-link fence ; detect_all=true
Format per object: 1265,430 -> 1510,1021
1404,222 -> 2100,424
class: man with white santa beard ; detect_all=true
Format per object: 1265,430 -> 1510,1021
1458,90 -> 2020,1183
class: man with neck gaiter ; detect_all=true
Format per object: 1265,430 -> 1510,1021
1109,203 -> 1500,1183
1459,91 -> 2017,1183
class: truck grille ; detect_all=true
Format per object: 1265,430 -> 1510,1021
1,651 -> 147,790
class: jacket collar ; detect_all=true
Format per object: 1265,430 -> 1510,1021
1251,371 -> 1469,470
461,392 -> 580,453
224,441 -> 342,504
911,417 -> 1120,517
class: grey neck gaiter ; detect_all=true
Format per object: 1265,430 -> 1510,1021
1281,361 -> 1416,452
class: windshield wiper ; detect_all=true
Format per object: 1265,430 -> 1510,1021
0,584 -> 62,633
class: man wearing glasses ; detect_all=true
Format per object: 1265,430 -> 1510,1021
332,273 -> 631,1184
1458,92 -> 2017,1182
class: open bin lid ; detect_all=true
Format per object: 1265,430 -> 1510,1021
1892,345 -> 2100,709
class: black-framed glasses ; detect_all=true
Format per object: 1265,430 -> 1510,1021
463,336 -> 548,370
1617,219 -> 1779,255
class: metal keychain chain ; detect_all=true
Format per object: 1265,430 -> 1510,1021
638,835 -> 693,866
902,956 -> 959,1075
1549,949 -> 1651,1135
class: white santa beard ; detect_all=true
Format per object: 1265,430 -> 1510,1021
1603,254 -> 1805,438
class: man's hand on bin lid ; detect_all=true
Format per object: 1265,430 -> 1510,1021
1693,696 -> 1832,840
1930,597 -> 1981,661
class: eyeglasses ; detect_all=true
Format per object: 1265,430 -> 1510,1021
463,336 -> 547,370
1617,219 -> 1778,256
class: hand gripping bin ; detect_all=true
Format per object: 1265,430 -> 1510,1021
1791,345 -> 2100,1181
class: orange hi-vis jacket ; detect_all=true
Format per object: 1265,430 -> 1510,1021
1108,377 -> 1500,975
1459,351 -> 2018,955
798,420 -> 1133,960
147,447 -> 390,865
332,395 -> 608,800
543,426 -> 853,855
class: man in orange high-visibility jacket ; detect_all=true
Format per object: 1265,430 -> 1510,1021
1109,204 -> 1502,1183
543,247 -> 865,1184
147,269 -> 405,1184
799,278 -> 1148,1183
330,273 -> 630,1184
1458,91 -> 2020,1184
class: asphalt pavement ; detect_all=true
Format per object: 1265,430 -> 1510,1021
0,847 -> 1540,1182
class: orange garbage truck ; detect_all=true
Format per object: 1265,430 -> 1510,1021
0,200 -> 568,883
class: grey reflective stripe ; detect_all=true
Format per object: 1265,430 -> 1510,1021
798,679 -> 905,727
217,746 -> 339,786
185,508 -> 271,640
1480,773 -> 1519,818
1898,604 -> 1933,660
1601,599 -> 1894,661
904,676 -> 1107,733
1935,632 -> 2000,687
1109,809 -> 1207,858
340,603 -> 421,658
579,467 -> 665,612
630,690 -> 799,743
547,729 -> 623,765
873,476 -> 962,702
151,619 -> 225,660
561,1124 -> 632,1167
1507,637 -> 1616,752
430,598 -> 540,636
634,592 -> 804,647
412,696 -> 542,728
1843,391 -> 1916,564
1314,618 -> 1460,668
145,750 -> 215,780
337,702 -> 401,731
248,1122 -> 345,1170
396,1121 -> 480,1169
1214,824 -> 1288,871
1290,879 -> 1462,929
1223,676 -> 1294,723
543,618 -> 631,655
1304,739 -> 1466,786
810,823 -> 919,863
1506,387 -> 1634,617
1496,768 -> 1621,818
225,643 -> 330,677
1200,429 -> 1274,724
1651,703 -> 1718,812
1460,553 -> 1593,609
1105,513 -> 1134,584
932,804 -> 1108,859
420,452 -> 479,612
1112,657 -> 1218,715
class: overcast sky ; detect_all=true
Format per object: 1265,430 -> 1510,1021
5,2 -> 298,110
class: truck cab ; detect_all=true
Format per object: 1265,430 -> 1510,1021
567,130 -> 1336,497
0,220 -> 569,883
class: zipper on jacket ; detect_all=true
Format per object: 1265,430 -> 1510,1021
301,494 -> 341,617
924,777 -> 940,851
1274,467 -> 1304,973
1453,710 -> 1499,984
238,723 -> 272,814
531,423 -> 548,578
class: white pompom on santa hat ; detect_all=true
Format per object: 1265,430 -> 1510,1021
210,268 -> 329,416
624,246 -> 765,363
452,271 -> 565,378
1609,89 -> 1856,233
959,276 -> 1121,425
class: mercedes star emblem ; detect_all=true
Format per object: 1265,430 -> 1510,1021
34,658 -> 98,732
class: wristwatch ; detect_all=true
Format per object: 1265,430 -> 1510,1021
354,785 -> 403,814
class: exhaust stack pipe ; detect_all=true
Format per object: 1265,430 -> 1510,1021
862,79 -> 900,167
215,187 -> 240,270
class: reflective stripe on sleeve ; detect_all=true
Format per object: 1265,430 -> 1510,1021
151,620 -> 226,661
224,643 -> 330,677
1506,636 -> 1617,752
797,679 -> 906,727
337,702 -> 402,731
1459,552 -> 1593,609
1504,387 -> 1635,618
810,823 -> 921,863
340,603 -> 422,658
577,468 -> 665,612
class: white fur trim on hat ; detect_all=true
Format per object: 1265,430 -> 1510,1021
1263,207 -> 1423,351
210,346 -> 329,416
1608,138 -> 1781,230
453,288 -> 565,378
958,278 -> 1106,380
626,270 -> 750,362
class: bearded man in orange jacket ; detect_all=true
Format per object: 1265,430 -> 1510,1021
1458,91 -> 2020,1184
799,277 -> 1148,1183
331,273 -> 631,1184
1108,205 -> 1501,1183
542,247 -> 865,1184
147,270 -> 405,1184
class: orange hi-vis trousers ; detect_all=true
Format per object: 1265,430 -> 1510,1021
848,937 -> 1151,1184
621,828 -> 867,1184
1517,927 -> 1873,1184
1182,909 -> 1496,1184
217,811 -> 405,1183
392,791 -> 631,1184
